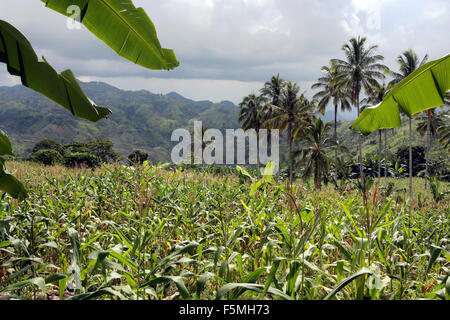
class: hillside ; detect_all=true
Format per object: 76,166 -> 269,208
0,82 -> 240,162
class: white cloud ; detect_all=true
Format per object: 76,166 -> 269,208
0,0 -> 448,110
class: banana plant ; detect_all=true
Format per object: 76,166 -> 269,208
353,54 -> 449,134
353,54 -> 449,199
0,0 -> 179,199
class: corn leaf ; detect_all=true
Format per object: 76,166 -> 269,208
0,20 -> 111,122
216,283 -> 293,300
353,54 -> 450,135
41,0 -> 179,71
324,268 -> 372,300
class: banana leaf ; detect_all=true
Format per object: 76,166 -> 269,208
0,130 -> 14,157
353,54 -> 450,135
0,20 -> 111,122
41,0 -> 179,71
0,158 -> 26,199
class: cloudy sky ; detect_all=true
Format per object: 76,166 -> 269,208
0,0 -> 448,111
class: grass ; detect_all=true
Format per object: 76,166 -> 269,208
0,161 -> 448,300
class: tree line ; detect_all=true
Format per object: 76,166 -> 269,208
238,36 -> 450,190
29,139 -> 149,168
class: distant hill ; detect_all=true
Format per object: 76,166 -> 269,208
0,82 -> 240,162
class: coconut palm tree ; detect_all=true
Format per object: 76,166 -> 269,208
312,61 -> 351,160
389,49 -> 429,196
261,74 -> 285,113
294,117 -> 346,190
265,81 -> 314,185
332,36 -> 389,190
238,94 -> 267,172
239,94 -> 267,132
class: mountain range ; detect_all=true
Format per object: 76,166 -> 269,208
0,82 -> 240,162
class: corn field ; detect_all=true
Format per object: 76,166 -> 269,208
0,161 -> 448,300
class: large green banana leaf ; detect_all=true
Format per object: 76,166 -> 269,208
0,158 -> 26,199
0,20 -> 111,122
353,54 -> 450,135
41,0 -> 179,71
0,131 -> 26,199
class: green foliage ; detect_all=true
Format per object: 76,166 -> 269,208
32,139 -> 64,155
31,149 -> 63,166
85,140 -> 121,163
42,0 -> 179,71
354,54 -> 449,134
29,139 -> 120,169
127,150 -> 149,165
64,152 -> 100,169
395,145 -> 426,177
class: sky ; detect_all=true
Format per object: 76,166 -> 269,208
0,0 -> 449,113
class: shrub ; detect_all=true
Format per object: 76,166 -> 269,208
31,149 -> 63,166
64,152 -> 100,168
127,150 -> 149,165
65,140 -> 121,164
32,140 -> 64,155
395,145 -> 425,177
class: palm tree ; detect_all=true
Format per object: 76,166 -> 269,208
389,49 -> 428,196
265,81 -> 313,185
260,74 -> 285,179
361,82 -> 391,179
332,37 -> 389,190
239,94 -> 266,132
261,74 -> 285,113
311,61 -> 351,160
294,117 -> 345,190
238,94 -> 267,172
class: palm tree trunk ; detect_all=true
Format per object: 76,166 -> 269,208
409,117 -> 413,199
315,159 -> 321,190
356,96 -> 365,192
256,132 -> 261,178
378,130 -> 382,179
334,104 -> 338,160
384,129 -> 387,179
288,121 -> 293,186
425,113 -> 430,190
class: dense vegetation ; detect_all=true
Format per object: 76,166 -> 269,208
0,162 -> 448,300
29,139 -> 121,169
